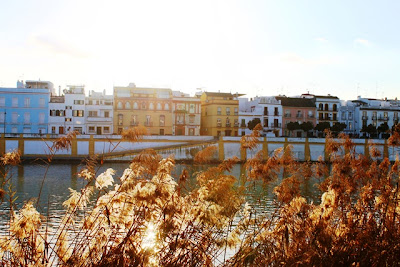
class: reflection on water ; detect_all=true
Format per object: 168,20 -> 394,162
0,162 -> 323,231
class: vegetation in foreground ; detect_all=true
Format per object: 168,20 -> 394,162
1,125 -> 400,266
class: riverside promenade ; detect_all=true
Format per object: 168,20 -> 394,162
0,134 -> 399,162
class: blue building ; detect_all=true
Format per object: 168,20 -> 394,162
0,80 -> 54,134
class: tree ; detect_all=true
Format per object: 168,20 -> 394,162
300,121 -> 314,137
286,121 -> 300,136
377,122 -> 389,138
248,118 -> 261,131
361,124 -> 377,138
314,122 -> 331,137
330,123 -> 347,135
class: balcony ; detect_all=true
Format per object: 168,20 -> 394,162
176,121 -> 184,125
87,116 -> 113,122
226,112 -> 231,116
296,114 -> 303,118
372,116 -> 377,120
234,112 -> 238,115
362,116 -> 368,120
274,112 -> 279,116
264,111 -> 269,116
130,121 -> 139,126
144,122 -> 153,127
270,123 -> 281,128
240,123 -> 246,128
308,115 -> 314,118
234,122 -> 239,127
284,114 -> 291,118
264,124 -> 268,127
217,123 -> 222,127
321,117 -> 331,121
226,123 -> 231,127
378,116 -> 389,121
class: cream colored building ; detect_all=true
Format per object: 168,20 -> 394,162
172,91 -> 201,136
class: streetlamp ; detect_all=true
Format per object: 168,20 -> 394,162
3,111 -> 6,134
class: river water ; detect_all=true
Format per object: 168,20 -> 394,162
0,162 -> 322,233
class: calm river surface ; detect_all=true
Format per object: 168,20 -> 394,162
0,162 -> 321,231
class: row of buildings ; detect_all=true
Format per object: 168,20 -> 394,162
0,80 -> 399,137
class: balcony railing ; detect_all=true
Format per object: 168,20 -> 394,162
234,112 -> 238,115
264,111 -> 268,116
144,122 -> 153,126
284,114 -> 291,118
378,116 -> 389,121
362,116 -> 368,120
372,116 -> 377,120
226,112 -> 230,115
234,122 -> 239,127
296,114 -> 303,118
217,123 -> 222,127
240,123 -> 246,127
270,123 -> 282,128
274,112 -> 279,116
308,115 -> 314,118
130,121 -> 139,126
226,123 -> 231,127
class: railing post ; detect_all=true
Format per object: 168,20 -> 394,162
304,138 -> 311,161
218,136 -> 225,161
18,134 -> 24,156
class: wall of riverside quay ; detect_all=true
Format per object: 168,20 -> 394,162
1,134 -> 399,162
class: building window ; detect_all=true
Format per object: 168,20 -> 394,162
189,104 -> 195,113
118,114 -> 123,126
73,110 -> 84,117
149,103 -> 154,110
12,97 -> 18,107
24,113 -> 30,124
39,113 -> 45,124
319,103 -> 323,110
133,102 -> 138,109
349,112 -> 353,120
189,128 -> 194,136
24,98 -> 30,107
217,107 -> 221,115
117,102 -> 123,109
234,107 -> 238,115
131,115 -> 137,126
104,111 -> 110,118
74,100 -> 84,105
89,126 -> 95,133
65,118 -> 72,122
125,102 -> 131,109
333,104 -> 337,111
164,103 -> 170,110
146,115 -> 151,126
217,118 -> 221,127
51,126 -> 56,134
189,115 -> 195,123
176,114 -> 184,124
12,112 -> 18,123
308,111 -> 313,118
157,103 -> 162,110
341,111 -> 346,120
74,127 -> 83,134
88,111 -> 98,117
160,115 -> 165,126
65,106 -> 72,110
226,107 -> 231,115
324,104 -> 329,111
274,107 -> 279,116
141,102 -> 146,109
0,97 -> 5,107
349,122 -> 352,130
104,127 -> 110,133
160,129 -> 164,135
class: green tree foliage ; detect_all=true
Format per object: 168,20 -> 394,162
330,122 -> 347,134
247,118 -> 261,130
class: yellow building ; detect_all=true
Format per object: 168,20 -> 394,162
113,83 -> 173,135
200,92 -> 243,136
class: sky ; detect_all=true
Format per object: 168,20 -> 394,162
1,0 -> 400,100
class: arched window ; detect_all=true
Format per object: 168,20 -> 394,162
164,103 -> 169,110
125,102 -> 131,109
149,102 -> 154,110
118,114 -> 123,126
133,102 -> 138,109
56,110 -> 60,116
324,104 -> 329,111
319,103 -> 323,110
333,104 -> 337,111
141,102 -> 146,109
117,102 -> 123,109
157,103 -> 162,110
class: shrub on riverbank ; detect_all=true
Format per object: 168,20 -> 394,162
1,125 -> 400,266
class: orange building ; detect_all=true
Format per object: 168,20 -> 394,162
276,96 -> 317,137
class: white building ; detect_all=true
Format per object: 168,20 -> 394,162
85,90 -> 113,135
48,85 -> 86,134
238,97 -> 282,136
302,93 -> 341,126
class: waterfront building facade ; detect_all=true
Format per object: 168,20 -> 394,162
200,92 -> 242,136
113,83 -> 173,135
238,98 -> 262,136
85,90 -> 113,135
254,96 -> 282,136
0,80 -> 53,134
339,100 -> 358,136
302,94 -> 341,126
48,85 -> 86,134
172,91 -> 201,136
276,96 -> 316,137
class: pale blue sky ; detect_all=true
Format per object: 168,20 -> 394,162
0,0 -> 399,100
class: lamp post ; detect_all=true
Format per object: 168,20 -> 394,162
3,111 -> 6,134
